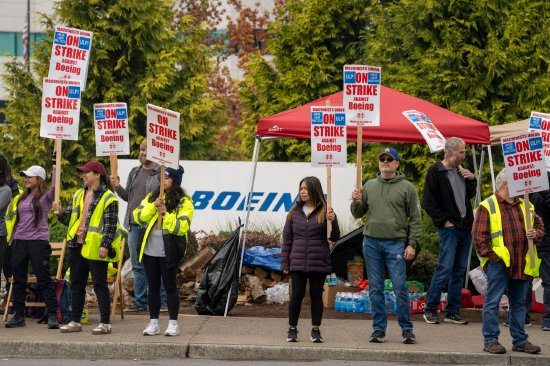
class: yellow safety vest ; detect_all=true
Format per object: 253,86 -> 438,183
5,188 -> 22,243
479,195 -> 541,276
66,188 -> 121,262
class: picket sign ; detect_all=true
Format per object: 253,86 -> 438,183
528,111 -> 550,172
402,110 -> 446,153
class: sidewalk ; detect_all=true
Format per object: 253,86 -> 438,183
0,313 -> 548,364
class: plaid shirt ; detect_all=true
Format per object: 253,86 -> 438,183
57,184 -> 119,249
473,192 -> 544,280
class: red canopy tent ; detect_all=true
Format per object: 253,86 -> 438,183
256,87 -> 490,144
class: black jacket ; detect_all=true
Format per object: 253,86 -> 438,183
423,161 -> 477,230
530,172 -> 550,252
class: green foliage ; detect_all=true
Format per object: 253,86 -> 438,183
409,250 -> 439,288
1,0 -> 226,200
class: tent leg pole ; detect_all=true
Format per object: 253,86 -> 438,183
224,136 -> 262,317
471,145 -> 480,205
487,145 -> 496,192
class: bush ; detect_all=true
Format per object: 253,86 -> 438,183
408,250 -> 438,289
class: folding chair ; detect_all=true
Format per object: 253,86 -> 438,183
109,238 -> 125,322
3,240 -> 67,322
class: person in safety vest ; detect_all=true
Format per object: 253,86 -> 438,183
0,155 -> 20,314
473,168 -> 544,355
53,161 -> 121,335
5,156 -> 60,330
133,165 -> 193,337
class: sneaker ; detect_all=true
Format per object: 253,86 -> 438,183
92,323 -> 112,335
310,328 -> 323,343
484,341 -> 506,354
124,303 -> 147,312
143,320 -> 160,336
60,321 -> 82,333
286,327 -> 298,342
504,320 -> 531,327
512,341 -> 541,354
164,321 -> 179,336
369,330 -> 386,343
542,325 -> 550,331
160,304 -> 168,313
402,329 -> 416,344
423,311 -> 439,324
5,315 -> 26,328
444,313 -> 468,325
47,314 -> 59,329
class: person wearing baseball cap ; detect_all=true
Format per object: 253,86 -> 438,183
133,165 -> 194,337
6,152 -> 60,330
53,160 -> 121,335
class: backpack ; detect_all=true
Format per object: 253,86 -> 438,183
36,279 -> 72,324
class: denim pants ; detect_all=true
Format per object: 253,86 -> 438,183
482,260 -> 529,346
128,224 -> 166,307
425,227 -> 471,315
363,236 -> 412,332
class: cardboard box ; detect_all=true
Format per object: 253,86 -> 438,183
410,299 -> 426,314
323,283 -> 359,309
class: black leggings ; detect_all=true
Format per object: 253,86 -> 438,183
143,254 -> 179,320
288,271 -> 326,327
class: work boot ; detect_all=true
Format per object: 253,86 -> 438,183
512,341 -> 541,354
47,314 -> 59,329
483,341 -> 506,354
5,314 -> 26,328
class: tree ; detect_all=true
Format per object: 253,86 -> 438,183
1,0 -> 225,194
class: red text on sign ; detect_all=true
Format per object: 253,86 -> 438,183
54,45 -> 86,60
345,84 -> 378,96
506,150 -> 542,167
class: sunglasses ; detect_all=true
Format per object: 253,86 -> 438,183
379,156 -> 395,163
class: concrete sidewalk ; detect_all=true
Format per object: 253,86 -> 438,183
0,313 -> 548,365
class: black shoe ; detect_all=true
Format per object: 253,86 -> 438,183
5,315 -> 26,328
369,330 -> 386,343
423,311 -> 439,324
310,328 -> 323,343
444,313 -> 468,325
286,327 -> 298,342
402,329 -> 416,344
124,304 -> 147,312
47,314 -> 59,329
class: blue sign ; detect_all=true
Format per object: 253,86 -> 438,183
116,108 -> 127,119
67,86 -> 80,99
335,113 -> 346,126
54,31 -> 67,45
95,109 -> 106,120
407,113 -> 420,122
368,72 -> 381,85
502,142 -> 516,155
311,112 -> 323,125
344,71 -> 356,84
530,117 -> 542,129
78,36 -> 91,50
529,136 -> 543,150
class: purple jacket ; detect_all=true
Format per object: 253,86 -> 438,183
281,203 -> 340,273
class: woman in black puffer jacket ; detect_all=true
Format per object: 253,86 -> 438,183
281,176 -> 340,343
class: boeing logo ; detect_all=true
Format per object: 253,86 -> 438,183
191,191 -> 298,212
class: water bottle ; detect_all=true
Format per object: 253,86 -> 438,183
344,292 -> 353,312
364,292 -> 371,313
335,292 -> 342,311
355,292 -> 365,313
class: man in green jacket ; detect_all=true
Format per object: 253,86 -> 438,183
351,147 -> 422,345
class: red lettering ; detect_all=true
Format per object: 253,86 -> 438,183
66,35 -> 79,47
323,114 -> 335,125
105,109 -> 116,118
55,86 -> 68,97
157,115 -> 168,126
515,140 -> 530,152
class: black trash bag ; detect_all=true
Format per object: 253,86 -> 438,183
195,224 -> 242,315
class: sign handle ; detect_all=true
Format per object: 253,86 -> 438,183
156,165 -> 165,229
524,194 -> 536,268
326,166 -> 332,242
54,138 -> 62,210
109,154 -> 118,185
356,126 -> 363,189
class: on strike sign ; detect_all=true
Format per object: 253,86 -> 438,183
501,132 -> 549,196
40,78 -> 81,140
311,106 -> 347,167
146,104 -> 180,168
402,110 -> 446,153
343,65 -> 381,126
94,103 -> 130,156
48,25 -> 93,91
528,111 -> 550,171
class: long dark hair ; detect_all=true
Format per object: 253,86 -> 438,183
149,184 -> 187,213
0,156 -> 12,186
287,176 -> 326,223
16,176 -> 47,227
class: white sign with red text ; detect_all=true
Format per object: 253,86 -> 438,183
311,106 -> 347,167
343,65 -> 381,126
48,25 -> 93,91
528,111 -> 550,171
40,78 -> 81,140
146,104 -> 180,168
94,103 -> 130,156
402,110 -> 446,153
501,132 -> 549,196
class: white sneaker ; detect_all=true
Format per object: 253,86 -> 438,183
143,320 -> 161,336
164,321 -> 179,336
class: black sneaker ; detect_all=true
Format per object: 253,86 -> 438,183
402,329 -> 416,344
369,330 -> 386,343
124,304 -> 147,312
286,327 -> 298,342
310,328 -> 323,343
423,311 -> 439,324
444,313 -> 468,325
5,315 -> 26,328
47,314 -> 59,329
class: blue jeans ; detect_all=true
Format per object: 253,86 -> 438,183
425,227 -> 471,315
482,261 -> 529,346
128,224 -> 166,307
363,236 -> 412,332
